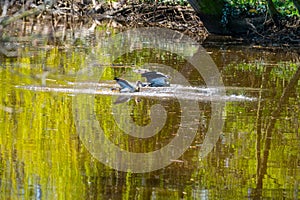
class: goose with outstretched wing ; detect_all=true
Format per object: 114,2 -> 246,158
141,71 -> 170,87
134,70 -> 170,87
113,77 -> 140,93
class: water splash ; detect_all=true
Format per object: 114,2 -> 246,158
16,82 -> 256,102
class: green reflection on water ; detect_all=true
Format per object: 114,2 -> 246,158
0,33 -> 299,199
0,49 -> 88,199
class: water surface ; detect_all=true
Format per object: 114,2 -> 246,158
0,27 -> 299,199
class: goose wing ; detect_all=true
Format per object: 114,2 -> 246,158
114,77 -> 136,92
141,71 -> 169,82
148,77 -> 170,87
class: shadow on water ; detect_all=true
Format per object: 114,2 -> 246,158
0,26 -> 299,199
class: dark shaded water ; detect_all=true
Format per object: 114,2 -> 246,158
0,27 -> 299,199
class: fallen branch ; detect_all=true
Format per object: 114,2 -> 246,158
0,5 -> 43,27
0,0 -> 57,28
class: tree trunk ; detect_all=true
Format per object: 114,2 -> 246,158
187,0 -> 228,35
293,0 -> 300,13
267,0 -> 281,26
187,0 -> 256,35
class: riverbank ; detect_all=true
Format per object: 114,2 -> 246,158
0,1 -> 299,47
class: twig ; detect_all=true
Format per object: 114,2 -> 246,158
1,0 -> 9,18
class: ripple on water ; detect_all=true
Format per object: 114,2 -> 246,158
16,83 -> 257,102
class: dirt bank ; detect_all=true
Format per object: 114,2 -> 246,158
0,1 -> 299,47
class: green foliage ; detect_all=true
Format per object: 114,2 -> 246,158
275,0 -> 299,16
226,0 -> 299,16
